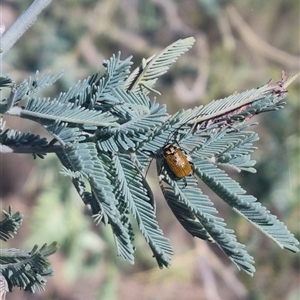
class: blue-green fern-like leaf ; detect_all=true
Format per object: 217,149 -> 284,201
0,242 -> 58,292
0,127 -> 49,148
12,71 -> 63,106
0,207 -> 23,242
163,189 -> 214,241
57,77 -> 94,106
189,123 -> 259,173
63,143 -> 135,262
0,75 -> 14,88
159,163 -> 256,275
116,153 -> 173,268
97,151 -> 135,262
2,37 -> 298,277
193,158 -> 299,253
57,151 -> 98,214
94,53 -> 133,103
187,84 -> 288,129
64,142 -> 119,222
96,90 -> 169,152
124,37 -> 195,95
22,97 -> 118,127
40,121 -> 85,147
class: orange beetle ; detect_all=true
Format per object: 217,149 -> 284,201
163,144 -> 192,178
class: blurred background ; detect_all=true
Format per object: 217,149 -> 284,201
1,0 -> 299,299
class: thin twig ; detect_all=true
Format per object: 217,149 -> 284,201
0,143 -> 63,154
0,0 -> 53,58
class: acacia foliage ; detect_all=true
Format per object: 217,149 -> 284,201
1,38 -> 299,279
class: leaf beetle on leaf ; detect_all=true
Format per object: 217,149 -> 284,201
162,143 -> 193,179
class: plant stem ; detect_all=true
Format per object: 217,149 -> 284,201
0,0 -> 53,58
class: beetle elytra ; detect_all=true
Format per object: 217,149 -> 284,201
163,144 -> 192,179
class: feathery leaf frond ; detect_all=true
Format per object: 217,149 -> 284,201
193,158 -> 299,253
12,71 -> 63,107
117,153 -> 173,267
159,164 -> 256,275
1,35 -> 299,277
0,75 -> 13,88
0,243 -> 58,292
125,37 -> 195,94
21,97 -> 118,127
0,207 -> 23,241
94,53 -> 133,103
